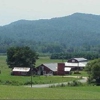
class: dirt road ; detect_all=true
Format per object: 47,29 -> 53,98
25,76 -> 88,88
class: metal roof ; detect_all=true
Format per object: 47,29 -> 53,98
72,58 -> 87,62
65,62 -> 87,67
64,67 -> 71,71
43,63 -> 58,71
13,67 -> 30,72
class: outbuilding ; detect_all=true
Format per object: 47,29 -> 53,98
65,57 -> 88,70
36,63 -> 69,75
11,67 -> 31,76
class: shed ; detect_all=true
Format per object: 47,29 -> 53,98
65,57 -> 88,70
68,57 -> 88,63
11,67 -> 30,76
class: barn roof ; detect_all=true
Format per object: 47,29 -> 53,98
65,62 -> 87,67
72,58 -> 87,62
43,63 -> 58,71
12,67 -> 30,72
64,67 -> 71,71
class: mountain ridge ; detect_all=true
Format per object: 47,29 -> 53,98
0,12 -> 100,53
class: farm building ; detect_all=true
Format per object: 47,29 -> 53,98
36,63 -> 71,75
65,57 -> 88,70
11,67 -> 31,76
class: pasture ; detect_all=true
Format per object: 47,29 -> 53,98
0,85 -> 100,99
1,55 -> 98,99
0,56 -> 79,85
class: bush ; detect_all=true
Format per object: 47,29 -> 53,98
0,80 -> 23,86
49,84 -> 56,88
49,83 -> 66,88
24,81 -> 34,85
67,80 -> 82,86
74,71 -> 81,74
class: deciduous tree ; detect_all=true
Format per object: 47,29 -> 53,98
85,59 -> 100,85
6,46 -> 38,68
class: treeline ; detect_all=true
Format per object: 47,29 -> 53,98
50,52 -> 100,60
0,39 -> 64,53
0,36 -> 100,60
0,38 -> 100,57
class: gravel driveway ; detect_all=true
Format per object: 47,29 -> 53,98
25,76 -> 88,88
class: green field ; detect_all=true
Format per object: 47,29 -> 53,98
36,56 -> 66,66
0,85 -> 100,99
0,56 -> 79,85
1,55 -> 98,99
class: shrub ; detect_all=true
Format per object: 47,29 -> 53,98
0,80 -> 23,86
67,80 -> 82,86
24,81 -> 34,85
49,83 -> 66,88
49,84 -> 56,88
74,71 -> 81,74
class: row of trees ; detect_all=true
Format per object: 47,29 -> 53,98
1,38 -> 100,54
50,52 -> 100,60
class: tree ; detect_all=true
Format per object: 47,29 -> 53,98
6,46 -> 38,68
85,58 -> 100,85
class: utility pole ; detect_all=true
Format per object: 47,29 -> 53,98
30,65 -> 33,88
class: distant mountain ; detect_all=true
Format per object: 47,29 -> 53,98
0,13 -> 100,53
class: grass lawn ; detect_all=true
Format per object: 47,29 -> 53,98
71,70 -> 88,77
0,55 -> 99,99
0,75 -> 79,85
0,56 -> 79,85
36,56 -> 66,66
0,85 -> 100,99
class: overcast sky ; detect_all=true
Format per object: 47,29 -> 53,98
0,0 -> 100,26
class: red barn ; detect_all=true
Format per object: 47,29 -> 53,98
36,63 -> 67,75
11,67 -> 31,76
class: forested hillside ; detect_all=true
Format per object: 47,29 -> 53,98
0,13 -> 100,54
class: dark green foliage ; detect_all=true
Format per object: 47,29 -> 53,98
50,52 -> 99,60
85,59 -> 100,85
6,46 -> 38,68
49,83 -> 66,88
24,81 -> 34,85
67,80 -> 83,86
0,13 -> 100,53
0,80 -> 23,86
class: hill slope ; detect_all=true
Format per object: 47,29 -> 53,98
0,13 -> 100,53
